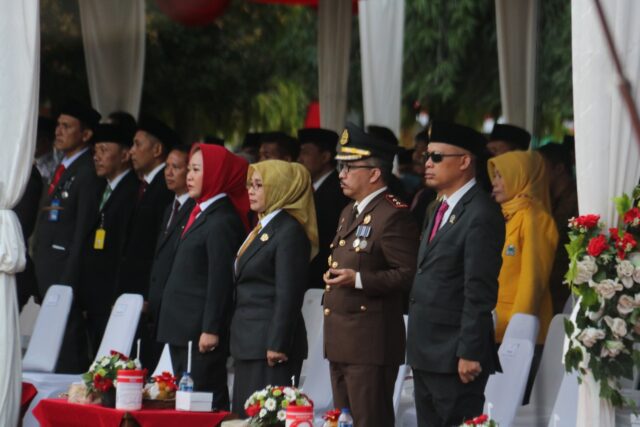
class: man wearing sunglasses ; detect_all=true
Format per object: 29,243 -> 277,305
407,121 -> 505,427
323,122 -> 419,426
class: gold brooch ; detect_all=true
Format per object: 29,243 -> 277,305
260,233 -> 269,242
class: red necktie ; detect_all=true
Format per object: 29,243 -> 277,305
429,201 -> 449,242
48,164 -> 66,196
181,204 -> 202,237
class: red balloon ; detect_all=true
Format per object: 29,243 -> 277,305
155,0 -> 231,26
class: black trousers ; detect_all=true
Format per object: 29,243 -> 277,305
170,344 -> 229,411
232,358 -> 303,418
413,368 -> 488,427
329,362 -> 398,427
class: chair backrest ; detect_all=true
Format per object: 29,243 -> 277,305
301,289 -> 324,352
484,338 -> 535,427
562,297 -> 574,315
503,313 -> 540,344
23,285 -> 73,372
152,343 -> 173,377
393,315 -> 410,416
301,352 -> 333,414
527,314 -> 567,410
95,293 -> 143,360
547,372 -> 578,427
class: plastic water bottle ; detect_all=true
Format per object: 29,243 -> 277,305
338,408 -> 353,427
178,372 -> 194,392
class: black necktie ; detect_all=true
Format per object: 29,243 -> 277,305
166,200 -> 181,231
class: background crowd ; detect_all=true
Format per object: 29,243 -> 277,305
14,99 -> 577,425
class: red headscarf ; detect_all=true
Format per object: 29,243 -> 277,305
190,143 -> 250,231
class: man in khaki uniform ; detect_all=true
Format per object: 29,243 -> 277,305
323,122 -> 419,426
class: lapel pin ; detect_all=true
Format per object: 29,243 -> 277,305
449,215 -> 456,224
260,233 -> 269,242
363,214 -> 372,225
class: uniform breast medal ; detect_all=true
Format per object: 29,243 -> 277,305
353,224 -> 371,250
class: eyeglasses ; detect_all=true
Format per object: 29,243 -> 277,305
337,162 -> 377,174
246,182 -> 263,191
422,151 -> 466,163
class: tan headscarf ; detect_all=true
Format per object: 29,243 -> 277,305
487,150 -> 551,220
248,160 -> 319,260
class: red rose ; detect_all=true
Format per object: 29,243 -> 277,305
245,403 -> 261,417
624,208 -> 640,226
110,350 -> 128,361
615,232 -> 637,259
473,414 -> 489,423
572,214 -> 600,230
587,234 -> 609,257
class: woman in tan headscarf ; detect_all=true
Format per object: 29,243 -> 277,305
230,160 -> 318,417
488,150 -> 558,344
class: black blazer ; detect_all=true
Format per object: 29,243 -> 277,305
116,169 -> 173,298
79,170 -> 139,313
148,197 -> 196,325
407,184 -> 505,374
309,170 -> 349,289
231,211 -> 309,361
157,197 -> 245,346
34,150 -> 103,295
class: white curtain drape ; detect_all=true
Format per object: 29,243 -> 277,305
318,0 -> 352,132
78,0 -> 145,118
572,0 -> 640,225
572,1 -> 640,425
358,0 -> 404,136
495,0 -> 539,131
0,2 -> 40,426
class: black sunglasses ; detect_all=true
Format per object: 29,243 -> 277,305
422,151 -> 466,163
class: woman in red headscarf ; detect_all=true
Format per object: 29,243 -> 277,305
157,143 -> 249,410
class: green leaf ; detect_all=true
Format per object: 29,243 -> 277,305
615,194 -> 632,217
564,318 -> 575,337
581,286 -> 599,307
564,347 -> 583,372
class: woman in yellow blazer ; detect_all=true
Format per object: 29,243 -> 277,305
488,150 -> 558,343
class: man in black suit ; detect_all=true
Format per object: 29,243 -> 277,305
79,123 -> 139,355
147,144 -> 194,367
33,101 -> 102,372
297,128 -> 349,289
116,117 -> 176,298
258,131 -> 299,162
407,121 -> 505,427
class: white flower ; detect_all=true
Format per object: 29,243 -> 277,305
617,294 -> 636,316
264,398 -> 277,411
587,301 -> 605,321
575,256 -> 598,284
100,358 -> 110,367
617,260 -> 636,288
259,408 -> 267,418
591,279 -> 623,300
577,327 -> 606,347
257,390 -> 267,399
604,316 -> 628,338
600,340 -> 625,358
277,410 -> 287,421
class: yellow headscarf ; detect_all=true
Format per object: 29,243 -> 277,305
487,150 -> 551,220
248,160 -> 319,260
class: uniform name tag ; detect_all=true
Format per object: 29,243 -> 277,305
94,228 -> 106,250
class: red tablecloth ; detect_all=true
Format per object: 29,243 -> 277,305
21,382 -> 38,415
33,398 -> 231,427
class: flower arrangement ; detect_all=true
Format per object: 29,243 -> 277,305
564,188 -> 640,406
460,414 -> 498,426
143,371 -> 178,400
82,350 -> 142,395
322,409 -> 341,427
244,385 -> 312,426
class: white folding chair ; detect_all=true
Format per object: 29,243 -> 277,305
616,389 -> 640,426
152,343 -> 174,377
300,289 -> 324,381
562,296 -> 574,315
513,314 -> 567,427
19,296 -> 41,352
22,285 -> 73,373
23,293 -> 144,427
484,338 -> 535,427
546,371 -> 578,427
502,313 -> 540,344
393,315 -> 410,416
95,293 -> 144,359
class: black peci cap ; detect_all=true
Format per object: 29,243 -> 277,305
335,122 -> 398,163
91,123 -> 132,147
489,124 -> 531,150
297,128 -> 339,153
137,116 -> 181,152
366,125 -> 399,147
58,100 -> 101,130
428,121 -> 488,157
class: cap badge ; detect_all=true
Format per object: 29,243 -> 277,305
340,129 -> 349,145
